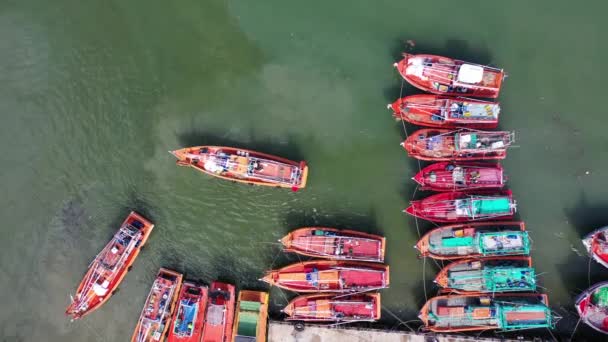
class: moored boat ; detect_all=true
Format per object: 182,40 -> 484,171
170,146 -> 308,190
404,190 -> 516,223
261,260 -> 389,293
419,293 -> 553,333
394,54 -> 505,98
201,281 -> 236,342
279,227 -> 386,263
575,281 -> 608,335
413,162 -> 505,191
167,282 -> 208,342
415,221 -> 529,260
582,226 -> 608,268
132,268 -> 183,342
402,129 -> 514,161
434,256 -> 535,294
389,95 -> 500,129
66,212 -> 154,320
282,293 -> 381,323
231,290 -> 268,342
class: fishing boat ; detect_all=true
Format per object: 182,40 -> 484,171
231,290 -> 268,342
66,212 -> 154,320
582,226 -> 608,268
170,146 -> 308,191
201,281 -> 236,342
415,221 -> 529,260
279,227 -> 386,263
282,293 -> 381,323
419,293 -> 553,333
132,268 -> 183,342
404,190 -> 516,223
394,53 -> 505,98
402,128 -> 514,161
261,260 -> 389,293
389,95 -> 500,129
575,281 -> 608,335
413,162 -> 505,192
167,282 -> 208,342
434,257 -> 536,294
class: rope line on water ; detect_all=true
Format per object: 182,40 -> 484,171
381,306 -> 415,333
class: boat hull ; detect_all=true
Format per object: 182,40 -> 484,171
167,282 -> 208,342
280,227 -> 386,263
575,281 -> 608,335
283,293 -> 381,322
231,290 -> 268,342
582,226 -> 608,269
202,281 -> 236,342
413,162 -> 505,192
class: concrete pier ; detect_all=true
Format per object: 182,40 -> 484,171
268,321 -> 530,342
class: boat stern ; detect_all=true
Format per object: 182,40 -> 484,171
296,161 -> 309,189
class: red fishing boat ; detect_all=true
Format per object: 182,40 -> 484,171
402,128 -> 514,161
261,260 -> 389,293
282,293 -> 381,323
170,146 -> 308,191
66,212 -> 154,320
582,226 -> 608,269
415,222 -> 529,260
419,293 -> 553,333
167,282 -> 208,342
575,281 -> 608,335
132,268 -> 183,342
413,162 -> 505,191
394,53 -> 505,98
279,227 -> 386,263
389,95 -> 500,129
404,190 -> 515,223
201,281 -> 236,342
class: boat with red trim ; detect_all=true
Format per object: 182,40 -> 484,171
575,281 -> 608,335
402,128 -> 514,161
167,282 -> 208,342
282,293 -> 381,323
170,146 -> 308,191
201,281 -> 236,342
582,226 -> 608,269
261,260 -> 389,293
279,227 -> 386,263
389,95 -> 500,129
413,162 -> 505,192
66,212 -> 154,320
394,53 -> 505,98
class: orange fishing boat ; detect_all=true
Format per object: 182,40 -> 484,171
415,221 -> 529,260
389,95 -> 500,129
280,227 -> 386,263
66,212 -> 154,320
132,268 -> 183,342
170,146 -> 308,191
261,260 -> 389,293
167,282 -> 208,342
402,128 -> 514,161
201,281 -> 236,342
413,162 -> 505,192
419,293 -> 553,333
283,293 -> 381,323
231,290 -> 268,342
394,53 -> 505,98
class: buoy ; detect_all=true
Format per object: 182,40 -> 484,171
393,63 -> 398,67
291,186 -> 299,192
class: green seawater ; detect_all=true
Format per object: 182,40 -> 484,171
1,0 -> 608,340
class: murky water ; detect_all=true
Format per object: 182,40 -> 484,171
1,0 -> 608,340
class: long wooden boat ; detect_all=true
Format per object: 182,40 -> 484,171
582,226 -> 608,269
402,129 -> 514,161
434,257 -> 535,294
413,162 -> 505,192
170,146 -> 308,190
404,190 -> 516,223
167,282 -> 208,342
201,281 -> 236,342
415,222 -> 529,260
66,212 -> 154,320
231,290 -> 268,342
389,95 -> 500,129
132,268 -> 183,342
282,293 -> 381,323
394,53 -> 505,98
419,293 -> 553,333
279,227 -> 386,263
575,281 -> 608,335
261,260 -> 389,293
